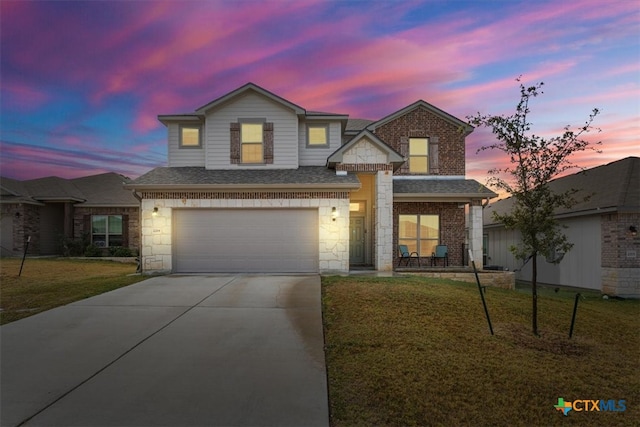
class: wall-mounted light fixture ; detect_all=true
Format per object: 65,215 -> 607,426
630,225 -> 637,237
152,207 -> 159,217
331,207 -> 338,221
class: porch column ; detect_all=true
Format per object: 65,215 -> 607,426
375,170 -> 393,271
469,200 -> 483,268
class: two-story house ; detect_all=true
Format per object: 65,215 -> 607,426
125,83 -> 495,274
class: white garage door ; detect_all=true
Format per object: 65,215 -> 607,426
173,209 -> 319,273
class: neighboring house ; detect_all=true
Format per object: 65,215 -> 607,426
0,173 -> 139,256
483,157 -> 640,298
125,82 -> 496,274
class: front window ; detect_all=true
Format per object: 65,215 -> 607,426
398,214 -> 439,256
241,122 -> 263,163
92,215 -> 123,247
307,124 -> 328,147
409,137 -> 429,173
180,125 -> 201,147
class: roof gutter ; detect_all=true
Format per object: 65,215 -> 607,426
123,182 -> 362,192
394,192 -> 497,202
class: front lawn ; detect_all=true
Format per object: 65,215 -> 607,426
0,258 -> 147,325
322,275 -> 640,426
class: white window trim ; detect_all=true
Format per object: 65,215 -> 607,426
92,215 -> 123,248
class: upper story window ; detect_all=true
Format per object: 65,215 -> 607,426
180,125 -> 202,148
409,137 -> 429,173
307,124 -> 329,147
230,120 -> 273,165
241,122 -> 264,163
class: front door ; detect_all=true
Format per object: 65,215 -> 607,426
349,217 -> 365,265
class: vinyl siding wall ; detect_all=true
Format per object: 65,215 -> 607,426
298,121 -> 343,166
167,123 -> 205,167
204,93 -> 299,169
485,215 -> 602,290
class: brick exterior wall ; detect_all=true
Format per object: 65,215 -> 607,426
393,202 -> 466,266
1,203 -> 41,255
141,191 -> 350,200
336,164 -> 393,172
601,212 -> 640,269
73,206 -> 140,252
372,106 -> 466,176
601,212 -> 640,297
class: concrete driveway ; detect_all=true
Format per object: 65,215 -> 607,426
1,275 -> 329,427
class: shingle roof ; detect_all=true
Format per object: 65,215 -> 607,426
127,166 -> 361,189
0,173 -> 138,207
71,173 -> 137,206
394,178 -> 497,199
22,176 -> 86,201
346,118 -> 374,132
484,157 -> 640,225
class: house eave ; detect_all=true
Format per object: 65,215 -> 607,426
394,193 -> 494,202
76,203 -> 140,208
33,197 -> 86,203
124,183 -> 361,192
158,115 -> 204,126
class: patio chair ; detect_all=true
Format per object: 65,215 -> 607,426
397,245 -> 420,267
431,245 -> 449,267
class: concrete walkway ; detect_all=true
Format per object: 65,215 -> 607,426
1,275 -> 329,427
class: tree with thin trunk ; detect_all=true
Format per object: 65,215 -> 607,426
467,79 -> 600,336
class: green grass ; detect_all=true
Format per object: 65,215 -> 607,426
322,275 -> 640,426
0,258 -> 147,325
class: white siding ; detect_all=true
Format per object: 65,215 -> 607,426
299,121 -> 343,166
204,93 -> 299,169
167,123 -> 205,167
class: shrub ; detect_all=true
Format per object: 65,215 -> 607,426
108,246 -> 133,257
84,244 -> 103,257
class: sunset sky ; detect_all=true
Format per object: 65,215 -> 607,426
1,0 -> 638,189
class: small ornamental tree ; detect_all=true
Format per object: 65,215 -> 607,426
468,80 -> 601,336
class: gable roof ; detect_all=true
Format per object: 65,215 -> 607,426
484,157 -> 640,225
367,100 -> 474,135
195,82 -> 306,115
0,173 -> 138,207
327,130 -> 405,170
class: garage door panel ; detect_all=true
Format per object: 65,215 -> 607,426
173,209 -> 318,273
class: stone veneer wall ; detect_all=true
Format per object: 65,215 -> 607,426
140,191 -> 350,274
601,212 -> 640,297
376,170 -> 394,270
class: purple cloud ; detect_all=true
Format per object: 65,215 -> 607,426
1,0 -> 637,182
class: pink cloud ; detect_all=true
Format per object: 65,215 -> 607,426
1,79 -> 50,111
